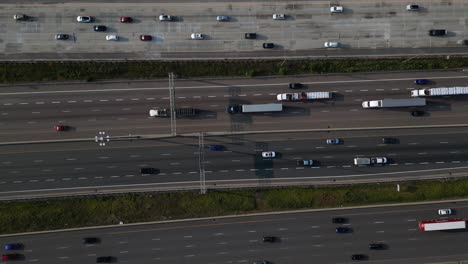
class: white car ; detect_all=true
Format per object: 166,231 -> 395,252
191,33 -> 204,40
324,41 -> 339,48
106,35 -> 118,41
76,16 -> 92,23
438,209 -> 452,215
159,15 -> 173,21
262,151 -> 276,158
272,14 -> 285,20
330,6 -> 344,13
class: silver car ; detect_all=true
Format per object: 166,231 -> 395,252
191,33 -> 204,40
216,15 -> 229,21
326,138 -> 341,145
324,41 -> 339,48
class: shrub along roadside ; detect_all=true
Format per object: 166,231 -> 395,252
0,57 -> 467,83
0,178 -> 467,234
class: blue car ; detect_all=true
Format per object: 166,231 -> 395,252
4,243 -> 23,250
414,79 -> 428,85
336,227 -> 351,233
209,145 -> 223,151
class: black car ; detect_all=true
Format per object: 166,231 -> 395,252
411,110 -> 425,116
428,29 -> 447,36
335,227 -> 350,233
382,137 -> 397,144
141,168 -> 158,174
226,104 -> 242,114
93,25 -> 107,32
262,236 -> 278,243
83,237 -> 100,244
55,34 -> 69,40
288,83 -> 303,89
245,33 -> 257,39
332,217 -> 346,224
263,43 -> 274,49
96,256 -> 113,263
368,243 -> 384,250
351,254 -> 366,260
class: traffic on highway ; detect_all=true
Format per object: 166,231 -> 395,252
1,201 -> 467,263
3,1 -> 468,264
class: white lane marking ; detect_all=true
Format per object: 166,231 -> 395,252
346,145 -> 357,148
250,169 -> 259,171
32,112 -> 40,114
419,162 -> 429,164
236,169 -> 245,172
391,88 -> 400,91
417,152 -> 427,155
408,228 -> 417,231
151,238 -> 160,241
253,94 -> 262,96
232,160 -> 240,162
407,219 -> 416,222
280,168 -> 289,170
311,226 -> 320,228
219,170 -> 229,173
345,90 -> 352,92
36,102 -> 45,104
208,96 -> 216,98
120,251 -> 128,254
277,228 -> 288,231
66,158 -> 76,161
20,102 -> 29,105
115,98 -> 124,101
146,98 -> 155,100
214,233 -> 224,236
452,161 -> 461,163
184,235 -> 192,238
99,99 -> 108,102
374,221 -> 384,224
216,242 -> 227,245
185,245 -> 194,248
248,230 -> 257,233
131,98 -> 140,101
110,175 -> 120,178
404,163 -> 414,165
326,166 -> 336,168
84,100 -> 93,102
170,162 -> 180,165
67,100 -> 77,103
62,178 -> 71,181
184,255 -> 195,258
342,165 -> 351,168
436,161 -> 445,164
376,231 -> 385,233
408,143 -> 418,145
58,256 -> 69,259
161,153 -> 171,156
440,142 -> 449,144
315,146 -> 325,149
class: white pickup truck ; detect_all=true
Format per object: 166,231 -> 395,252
354,157 -> 387,166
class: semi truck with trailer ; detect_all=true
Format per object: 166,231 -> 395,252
419,219 -> 466,231
226,104 -> 283,114
149,108 -> 196,117
276,92 -> 332,102
362,98 -> 426,108
411,86 -> 468,97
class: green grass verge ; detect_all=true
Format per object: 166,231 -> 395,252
1,178 -> 467,234
1,57 -> 467,83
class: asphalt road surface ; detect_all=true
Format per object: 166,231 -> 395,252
2,126 -> 468,199
2,70 -> 468,143
2,1 -> 468,59
1,201 -> 468,263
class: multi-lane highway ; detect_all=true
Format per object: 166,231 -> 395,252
2,70 -> 468,143
3,125 -> 468,199
1,201 -> 468,263
2,1 -> 468,60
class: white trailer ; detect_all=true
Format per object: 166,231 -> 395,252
411,87 -> 468,97
276,92 -> 332,102
362,98 -> 426,108
419,219 -> 466,231
227,104 -> 283,114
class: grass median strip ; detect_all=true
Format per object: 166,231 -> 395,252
0,57 -> 467,83
1,178 -> 467,234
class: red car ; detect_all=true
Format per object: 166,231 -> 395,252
120,16 -> 132,23
140,35 -> 152,41
2,254 -> 21,261
53,125 -> 68,131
